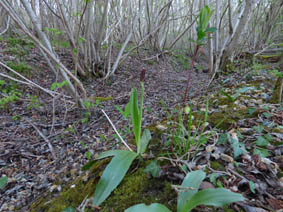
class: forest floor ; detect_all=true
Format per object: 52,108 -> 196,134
0,37 -> 282,212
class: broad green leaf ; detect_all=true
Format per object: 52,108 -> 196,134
197,30 -> 206,41
202,6 -> 211,30
199,6 -> 209,30
140,129 -> 151,154
144,160 -> 161,177
130,88 -> 141,150
93,151 -> 137,206
61,206 -> 75,212
97,150 -> 125,159
178,170 -> 206,212
182,188 -> 244,212
255,136 -> 269,147
125,203 -> 171,212
0,176 -> 8,189
82,150 -> 133,172
124,103 -> 131,119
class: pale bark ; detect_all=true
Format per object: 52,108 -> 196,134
219,0 -> 254,70
0,0 -> 86,107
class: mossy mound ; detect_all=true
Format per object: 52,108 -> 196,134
30,159 -> 110,212
207,108 -> 254,130
101,166 -> 176,212
29,159 -> 176,212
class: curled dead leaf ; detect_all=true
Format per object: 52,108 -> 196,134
220,153 -> 234,163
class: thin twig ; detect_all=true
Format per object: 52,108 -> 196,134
25,118 -> 57,160
101,109 -> 133,152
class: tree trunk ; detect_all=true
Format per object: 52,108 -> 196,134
219,0 -> 254,71
270,55 -> 283,104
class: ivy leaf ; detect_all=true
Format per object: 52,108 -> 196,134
253,125 -> 264,134
255,136 -> 269,147
217,133 -> 228,144
253,148 -> 270,158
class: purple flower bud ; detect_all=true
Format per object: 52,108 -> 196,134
140,68 -> 146,82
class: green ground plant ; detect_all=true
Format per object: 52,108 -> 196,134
0,79 -> 21,108
5,37 -> 34,57
163,100 -> 222,159
83,69 -> 151,207
81,99 -> 101,124
126,170 -> 244,212
7,61 -> 32,78
0,176 -> 8,189
27,94 -> 40,110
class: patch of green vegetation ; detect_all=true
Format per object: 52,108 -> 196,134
5,37 -> 34,57
223,60 -> 235,73
7,61 -> 31,77
206,108 -> 254,130
7,47 -> 27,57
7,37 -> 34,48
51,40 -> 70,48
174,53 -> 189,70
26,94 -> 40,110
145,60 -> 155,65
101,165 -> 176,212
0,80 -> 22,109
210,161 -> 225,171
30,160 -> 176,212
30,159 -> 110,212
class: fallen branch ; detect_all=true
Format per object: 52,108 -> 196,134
101,109 -> 133,152
25,118 -> 57,160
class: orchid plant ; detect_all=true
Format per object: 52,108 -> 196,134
83,69 -> 151,207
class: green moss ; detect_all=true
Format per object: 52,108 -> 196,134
210,161 -> 225,171
100,166 -> 176,212
30,159 -> 110,212
208,108 -> 256,130
30,158 -> 177,212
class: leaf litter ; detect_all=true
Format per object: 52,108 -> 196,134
0,39 -> 282,211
